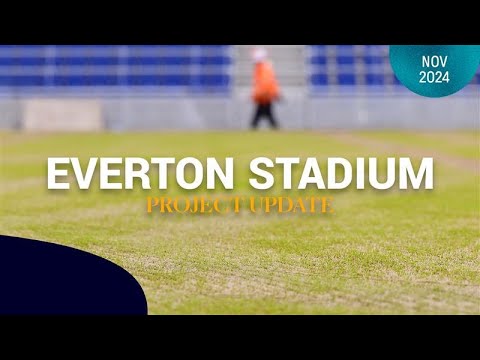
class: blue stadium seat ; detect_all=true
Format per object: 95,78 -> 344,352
197,56 -> 231,65
308,45 -> 399,93
0,76 -> 45,86
338,74 -> 356,85
53,76 -> 119,86
0,45 -> 232,95
0,57 -> 47,66
126,56 -> 230,66
127,75 -> 189,86
310,56 -> 327,65
198,75 -> 229,86
54,57 -> 119,66
364,56 -> 383,65
311,74 -> 328,86
337,56 -> 355,65
127,57 -> 191,66
366,74 -> 385,85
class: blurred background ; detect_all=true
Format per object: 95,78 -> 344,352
1,45 -> 479,314
0,45 -> 478,132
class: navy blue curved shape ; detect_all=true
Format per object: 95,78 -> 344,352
0,235 -> 148,315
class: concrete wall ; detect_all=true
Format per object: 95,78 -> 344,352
0,100 -> 21,130
0,89 -> 478,131
102,98 -> 233,131
23,99 -> 103,132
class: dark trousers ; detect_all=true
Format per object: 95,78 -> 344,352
251,103 -> 278,129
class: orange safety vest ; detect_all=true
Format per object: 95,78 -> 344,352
252,61 -> 280,104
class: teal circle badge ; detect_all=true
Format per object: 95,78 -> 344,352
389,45 -> 480,98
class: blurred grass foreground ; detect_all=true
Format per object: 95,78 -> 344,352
1,130 -> 479,314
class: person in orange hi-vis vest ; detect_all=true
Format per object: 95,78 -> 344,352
251,47 -> 281,129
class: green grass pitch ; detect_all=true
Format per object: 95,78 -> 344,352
1,130 -> 479,314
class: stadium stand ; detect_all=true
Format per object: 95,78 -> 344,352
0,45 -> 232,95
0,45 -> 477,130
308,45 -> 399,90
0,45 -> 476,96
307,45 -> 479,92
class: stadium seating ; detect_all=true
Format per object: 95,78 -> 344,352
0,45 -> 232,94
308,45 -> 480,92
308,45 -> 391,90
0,45 -> 477,96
